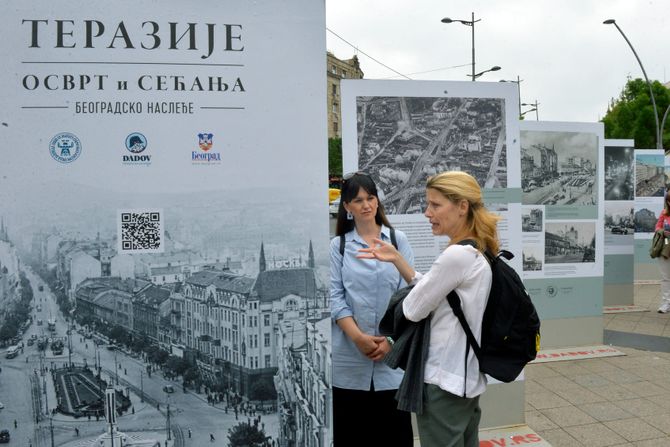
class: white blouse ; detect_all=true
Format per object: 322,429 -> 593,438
402,243 -> 492,398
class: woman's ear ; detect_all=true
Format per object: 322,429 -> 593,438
459,199 -> 469,216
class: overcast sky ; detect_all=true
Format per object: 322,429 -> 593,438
326,0 -> 669,123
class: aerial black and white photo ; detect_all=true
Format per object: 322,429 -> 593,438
0,183 -> 331,447
545,222 -> 596,264
635,153 -> 665,197
521,131 -> 598,206
356,96 -> 507,214
604,145 -> 634,201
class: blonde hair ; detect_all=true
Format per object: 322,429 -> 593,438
426,171 -> 501,254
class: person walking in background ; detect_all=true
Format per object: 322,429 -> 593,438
358,171 -> 499,447
655,191 -> 670,313
330,172 -> 415,446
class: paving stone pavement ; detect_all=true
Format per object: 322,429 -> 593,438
525,283 -> 670,446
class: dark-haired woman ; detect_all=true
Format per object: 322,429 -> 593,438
655,191 -> 670,313
330,172 -> 414,446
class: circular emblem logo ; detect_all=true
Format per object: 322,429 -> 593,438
125,132 -> 147,153
49,133 -> 82,163
546,285 -> 557,297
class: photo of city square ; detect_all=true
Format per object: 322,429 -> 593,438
0,183 -> 331,447
635,153 -> 665,197
356,96 -> 507,215
604,145 -> 634,201
545,222 -> 596,264
521,131 -> 598,206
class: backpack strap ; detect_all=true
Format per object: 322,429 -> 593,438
339,227 -> 398,257
447,290 -> 481,398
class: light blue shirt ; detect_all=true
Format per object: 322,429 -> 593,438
330,225 -> 414,391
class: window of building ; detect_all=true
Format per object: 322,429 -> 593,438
342,70 -> 347,77
265,355 -> 271,367
264,333 -> 271,347
332,84 -> 337,95
332,103 -> 338,113
264,314 -> 270,326
333,122 -> 339,133
331,65 -> 337,74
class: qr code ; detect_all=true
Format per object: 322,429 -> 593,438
118,210 -> 164,253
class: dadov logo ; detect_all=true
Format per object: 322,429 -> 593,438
49,132 -> 82,163
123,132 -> 151,165
192,132 -> 221,163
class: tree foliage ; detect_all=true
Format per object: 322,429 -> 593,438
328,138 -> 343,177
602,78 -> 670,150
227,421 -> 269,447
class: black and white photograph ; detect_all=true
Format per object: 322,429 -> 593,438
522,208 -> 543,232
604,145 -> 634,201
0,184 -> 330,447
521,131 -> 598,206
545,222 -> 596,264
635,153 -> 665,197
604,201 -> 634,243
635,206 -> 659,233
356,95 -> 507,214
522,246 -> 543,271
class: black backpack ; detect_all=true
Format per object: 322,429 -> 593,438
339,227 -> 397,256
447,240 -> 541,391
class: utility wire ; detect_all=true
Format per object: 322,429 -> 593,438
382,63 -> 472,79
326,27 -> 411,80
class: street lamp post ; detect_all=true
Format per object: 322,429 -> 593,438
500,76 -> 523,118
441,12 -> 480,81
604,19 -> 661,149
522,101 -> 540,120
473,65 -> 501,80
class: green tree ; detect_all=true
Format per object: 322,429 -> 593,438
227,421 -> 268,447
602,78 -> 670,150
328,137 -> 343,178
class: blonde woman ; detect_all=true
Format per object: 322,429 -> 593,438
359,171 -> 500,447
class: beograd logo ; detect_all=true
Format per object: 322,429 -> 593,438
192,132 -> 221,163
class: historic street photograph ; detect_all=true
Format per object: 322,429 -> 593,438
604,145 -> 634,201
521,130 -> 598,206
635,206 -> 659,233
545,222 -> 596,264
522,208 -> 543,233
356,95 -> 507,214
604,201 -> 634,244
0,183 -> 330,447
522,245 -> 543,271
635,153 -> 665,197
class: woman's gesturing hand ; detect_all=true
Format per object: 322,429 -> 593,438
357,238 -> 398,263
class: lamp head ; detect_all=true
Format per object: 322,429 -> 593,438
603,19 -> 616,25
490,66 -> 501,72
441,18 -> 454,23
